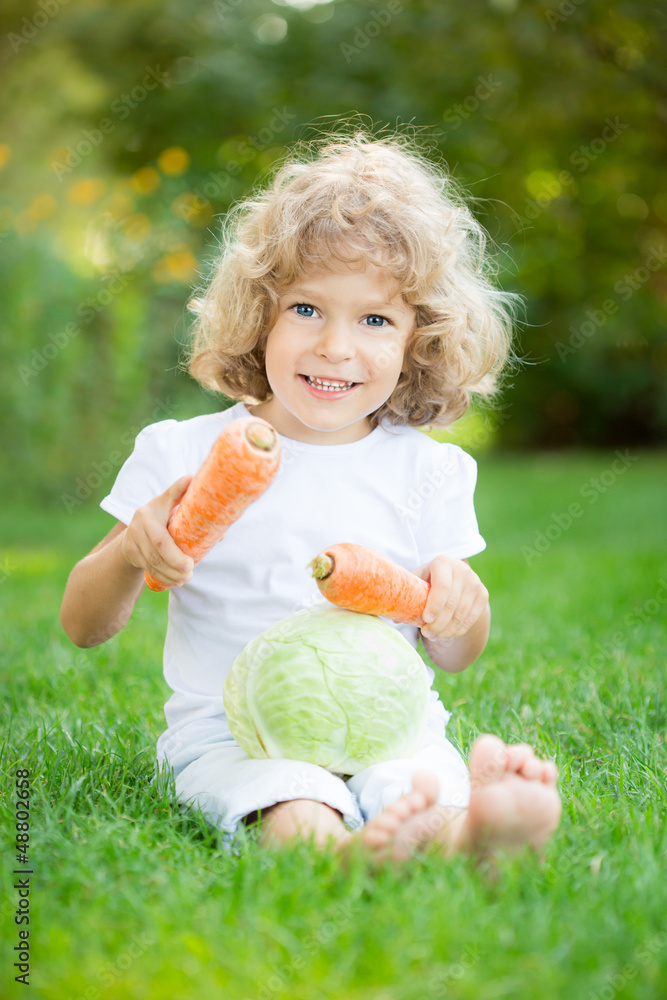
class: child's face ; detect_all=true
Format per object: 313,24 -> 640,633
248,261 -> 415,445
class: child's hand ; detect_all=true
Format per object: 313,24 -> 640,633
122,476 -> 195,588
415,556 -> 489,641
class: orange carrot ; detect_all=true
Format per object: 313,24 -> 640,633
309,542 -> 429,626
145,417 -> 281,592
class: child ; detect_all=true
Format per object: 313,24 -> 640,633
60,130 -> 561,865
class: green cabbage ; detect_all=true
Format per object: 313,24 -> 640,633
223,602 -> 431,777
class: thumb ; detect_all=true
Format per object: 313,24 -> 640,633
160,475 -> 193,516
167,473 -> 194,496
413,563 -> 431,583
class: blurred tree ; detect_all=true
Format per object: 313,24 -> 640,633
0,0 -> 664,501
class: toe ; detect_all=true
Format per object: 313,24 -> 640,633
410,771 -> 440,808
541,760 -> 559,784
364,826 -> 392,848
505,744 -> 535,773
376,810 -> 402,835
526,758 -> 548,781
514,753 -> 545,781
470,734 -> 507,787
387,797 -> 413,822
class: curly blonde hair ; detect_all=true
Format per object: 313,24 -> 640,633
184,126 -> 520,429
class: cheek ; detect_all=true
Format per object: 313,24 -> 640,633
264,332 -> 291,372
371,341 -> 404,379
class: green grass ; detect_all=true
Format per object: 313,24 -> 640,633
1,451 -> 666,1000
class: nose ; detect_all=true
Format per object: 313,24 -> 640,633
315,319 -> 355,362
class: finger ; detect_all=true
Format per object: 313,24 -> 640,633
422,598 -> 460,639
424,579 -> 464,638
152,476 -> 196,569
412,563 -> 431,583
445,577 -> 489,636
427,599 -> 473,639
447,592 -> 487,637
142,525 -> 193,585
421,559 -> 450,624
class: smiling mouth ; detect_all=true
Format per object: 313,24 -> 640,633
301,374 -> 361,392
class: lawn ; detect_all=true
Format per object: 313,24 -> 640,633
1,451 -> 666,1000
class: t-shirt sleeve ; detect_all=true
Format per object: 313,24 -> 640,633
99,419 -> 184,525
414,444 -> 486,564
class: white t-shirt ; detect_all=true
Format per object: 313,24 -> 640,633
100,401 -> 486,764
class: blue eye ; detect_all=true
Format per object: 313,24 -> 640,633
291,303 -> 391,326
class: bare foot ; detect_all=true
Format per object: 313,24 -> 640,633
454,734 -> 561,857
335,771 -> 441,867
335,737 -> 560,868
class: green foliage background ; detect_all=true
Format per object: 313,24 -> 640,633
0,0 -> 665,504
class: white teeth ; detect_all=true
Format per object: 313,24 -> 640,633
306,376 -> 355,391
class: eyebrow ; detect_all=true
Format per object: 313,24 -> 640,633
285,287 -> 410,314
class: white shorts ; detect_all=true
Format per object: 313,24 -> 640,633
152,705 -> 470,853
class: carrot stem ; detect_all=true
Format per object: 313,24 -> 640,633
246,422 -> 276,450
309,553 -> 334,580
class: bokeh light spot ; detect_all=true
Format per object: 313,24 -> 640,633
122,213 -> 152,240
158,147 -> 190,176
617,193 -> 649,219
525,170 -> 562,201
272,0 -> 333,8
28,193 -> 57,221
152,248 -> 198,283
653,194 -> 667,222
253,15 -> 288,44
67,178 -> 107,206
131,167 -> 161,193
